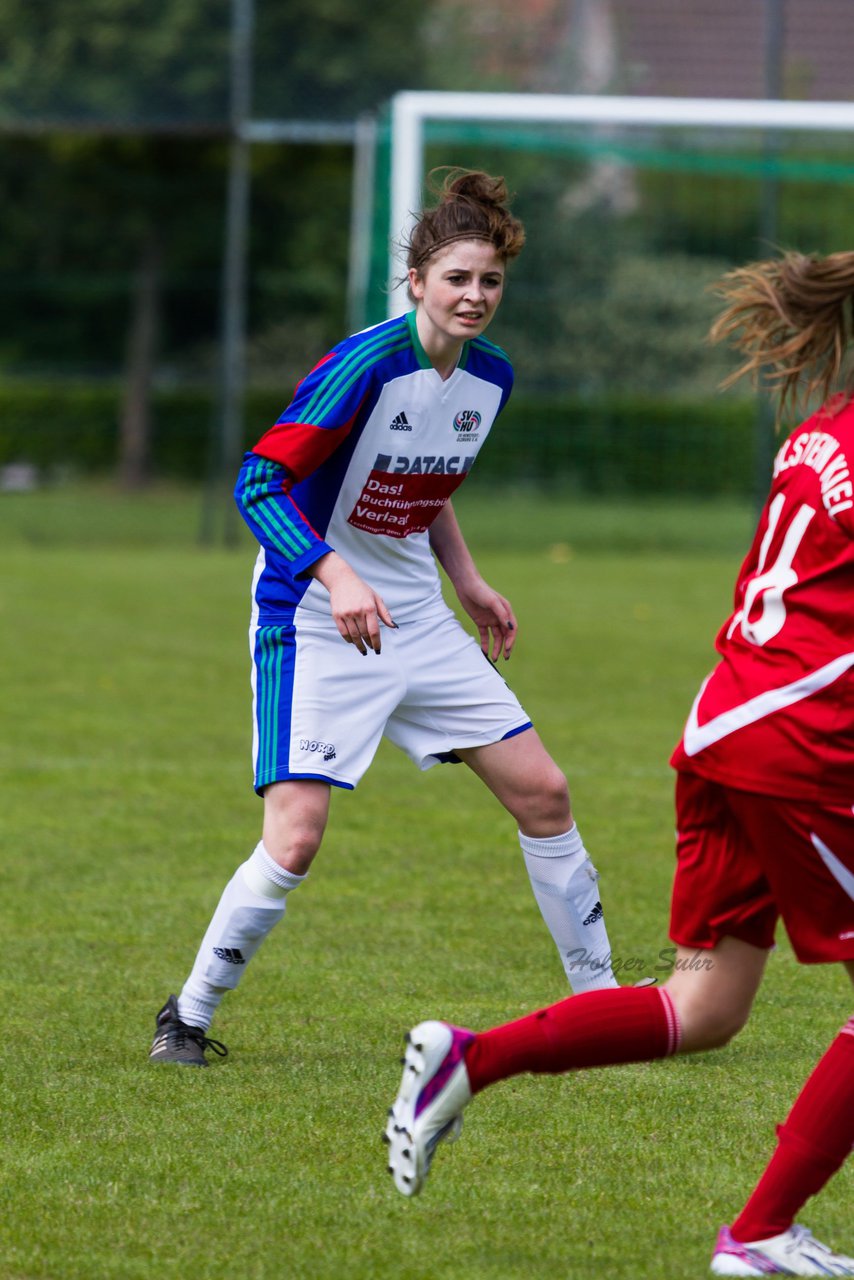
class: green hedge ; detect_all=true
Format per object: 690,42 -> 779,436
0,382 -> 758,496
0,384 -> 284,479
481,394 -> 758,495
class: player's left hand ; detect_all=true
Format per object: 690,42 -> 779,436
455,578 -> 517,662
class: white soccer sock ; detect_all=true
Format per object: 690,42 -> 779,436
520,824 -> 619,993
178,842 -> 306,1029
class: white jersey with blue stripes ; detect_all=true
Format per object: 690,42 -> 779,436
236,311 -> 514,625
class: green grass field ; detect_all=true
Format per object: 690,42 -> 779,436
1,484 -> 850,1280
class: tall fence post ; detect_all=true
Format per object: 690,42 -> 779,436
201,0 -> 254,546
754,0 -> 786,511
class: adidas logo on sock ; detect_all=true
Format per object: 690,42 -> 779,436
213,947 -> 246,965
389,412 -> 412,431
582,901 -> 604,926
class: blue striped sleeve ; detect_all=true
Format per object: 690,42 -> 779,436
235,454 -> 332,577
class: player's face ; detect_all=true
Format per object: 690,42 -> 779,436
409,241 -> 506,352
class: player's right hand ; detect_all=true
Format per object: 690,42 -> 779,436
311,552 -> 396,654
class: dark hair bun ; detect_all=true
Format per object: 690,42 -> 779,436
405,167 -> 526,272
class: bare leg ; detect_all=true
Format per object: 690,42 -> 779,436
262,778 -> 331,874
664,937 -> 769,1051
456,730 -> 570,835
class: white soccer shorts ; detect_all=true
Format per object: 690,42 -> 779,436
250,604 -> 532,791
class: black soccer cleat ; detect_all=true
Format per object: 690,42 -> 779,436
148,994 -> 228,1067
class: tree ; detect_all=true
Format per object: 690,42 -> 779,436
0,0 -> 434,484
0,0 -> 231,126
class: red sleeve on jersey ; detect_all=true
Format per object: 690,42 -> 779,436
251,416 -> 355,483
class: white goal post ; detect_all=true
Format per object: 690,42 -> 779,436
386,90 -> 854,317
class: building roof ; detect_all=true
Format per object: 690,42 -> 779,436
618,0 -> 854,100
431,0 -> 854,101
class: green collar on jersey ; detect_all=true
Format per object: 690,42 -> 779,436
406,309 -> 471,373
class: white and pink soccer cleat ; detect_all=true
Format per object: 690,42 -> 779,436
711,1223 -> 854,1276
383,1020 -> 474,1196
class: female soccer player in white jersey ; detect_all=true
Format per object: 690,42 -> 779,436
385,250 -> 854,1277
148,170 -> 621,1067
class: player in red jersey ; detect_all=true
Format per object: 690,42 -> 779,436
385,250 -> 854,1277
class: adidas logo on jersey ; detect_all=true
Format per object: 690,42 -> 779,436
213,947 -> 245,965
389,412 -> 412,432
582,901 -> 604,926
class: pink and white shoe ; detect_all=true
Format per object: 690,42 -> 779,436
711,1224 -> 854,1276
383,1021 -> 474,1196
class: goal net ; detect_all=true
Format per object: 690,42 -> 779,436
353,92 -> 854,500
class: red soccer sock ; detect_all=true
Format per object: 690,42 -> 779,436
731,1018 -> 854,1243
463,984 -> 681,1093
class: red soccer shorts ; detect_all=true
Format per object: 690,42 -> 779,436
669,770 -> 854,963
